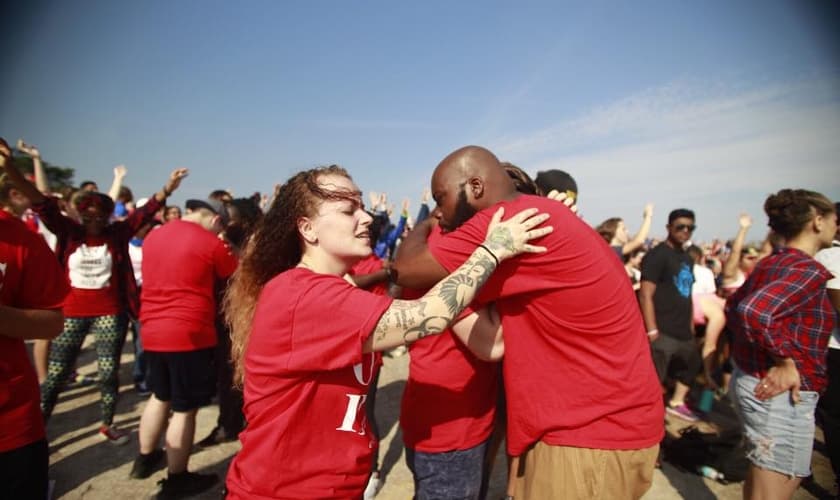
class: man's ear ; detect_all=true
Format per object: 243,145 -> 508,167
467,177 -> 485,201
298,216 -> 317,244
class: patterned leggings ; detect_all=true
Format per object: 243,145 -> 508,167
40,314 -> 127,426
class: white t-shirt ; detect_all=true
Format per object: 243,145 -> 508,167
692,264 -> 717,295
67,243 -> 113,290
815,245 -> 840,350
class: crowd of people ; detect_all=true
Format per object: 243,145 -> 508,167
1,136 -> 838,500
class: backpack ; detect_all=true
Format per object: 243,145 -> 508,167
662,425 -> 750,483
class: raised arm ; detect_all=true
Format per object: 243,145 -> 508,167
16,139 -> 49,194
107,165 -> 128,201
363,207 -> 552,352
0,138 -> 47,205
415,188 -> 431,225
120,168 -> 188,236
623,203 -> 654,255
722,213 -> 752,285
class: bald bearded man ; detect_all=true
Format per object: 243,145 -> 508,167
393,146 -> 663,500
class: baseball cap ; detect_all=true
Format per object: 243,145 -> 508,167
186,198 -> 230,226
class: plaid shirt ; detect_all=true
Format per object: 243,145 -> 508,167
727,247 -> 835,393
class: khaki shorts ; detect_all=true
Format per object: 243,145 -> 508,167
511,441 -> 659,500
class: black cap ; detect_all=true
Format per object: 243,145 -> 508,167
186,198 -> 230,226
535,170 -> 578,198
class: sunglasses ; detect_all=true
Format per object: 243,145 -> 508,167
673,224 -> 696,232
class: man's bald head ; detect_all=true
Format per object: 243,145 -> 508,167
431,145 -> 517,231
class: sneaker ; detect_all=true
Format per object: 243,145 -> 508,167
196,426 -> 237,448
363,471 -> 381,499
129,449 -> 166,479
666,403 -> 700,422
154,471 -> 218,499
134,381 -> 151,397
99,424 -> 131,445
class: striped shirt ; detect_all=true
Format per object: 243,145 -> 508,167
727,247 -> 835,393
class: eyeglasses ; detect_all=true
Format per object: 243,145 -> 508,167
673,224 -> 696,232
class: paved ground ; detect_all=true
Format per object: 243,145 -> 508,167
40,338 -> 837,499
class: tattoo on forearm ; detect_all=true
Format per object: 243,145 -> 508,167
373,248 -> 497,348
486,227 -> 515,254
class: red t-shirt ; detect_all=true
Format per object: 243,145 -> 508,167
226,268 -> 393,500
140,220 -> 238,351
400,226 -> 499,452
429,195 -> 664,455
62,235 -> 121,317
0,211 -> 70,452
349,254 -> 389,296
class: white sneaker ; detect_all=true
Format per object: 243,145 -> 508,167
363,471 -> 381,499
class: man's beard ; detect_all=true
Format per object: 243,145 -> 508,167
442,187 -> 478,232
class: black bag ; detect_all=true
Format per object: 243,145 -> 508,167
662,425 -> 750,483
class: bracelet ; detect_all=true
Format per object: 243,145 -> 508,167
647,329 -> 659,337
477,244 -> 500,267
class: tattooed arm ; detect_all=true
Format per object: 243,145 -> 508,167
363,207 -> 551,353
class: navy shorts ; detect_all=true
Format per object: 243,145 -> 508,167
405,439 -> 488,500
145,348 -> 216,412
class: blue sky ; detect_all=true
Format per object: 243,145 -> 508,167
2,1 -> 839,241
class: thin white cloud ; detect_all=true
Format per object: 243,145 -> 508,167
490,75 -> 840,239
307,118 -> 437,130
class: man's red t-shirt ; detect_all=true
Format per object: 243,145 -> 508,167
428,195 -> 664,456
400,226 -> 499,453
0,211 -> 70,452
226,268 -> 393,500
140,220 -> 237,351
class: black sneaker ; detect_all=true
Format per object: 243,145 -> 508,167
129,449 -> 166,479
154,471 -> 218,499
134,381 -> 152,397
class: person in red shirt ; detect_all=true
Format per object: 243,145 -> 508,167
3,145 -> 188,445
393,146 -> 664,500
130,197 -> 238,498
0,138 -> 70,499
222,165 -> 549,499
727,189 -> 837,500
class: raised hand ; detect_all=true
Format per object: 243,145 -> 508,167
643,203 -> 654,218
421,188 -> 431,204
164,168 -> 189,195
483,207 -> 552,262
114,165 -> 128,179
368,191 -> 379,210
738,213 -> 752,229
0,138 -> 11,167
401,198 -> 410,214
16,139 -> 40,158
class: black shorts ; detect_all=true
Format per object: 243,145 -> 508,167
650,334 -> 702,386
145,348 -> 216,412
0,438 -> 48,500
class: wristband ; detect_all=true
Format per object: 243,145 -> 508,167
647,329 -> 659,337
477,244 -> 500,267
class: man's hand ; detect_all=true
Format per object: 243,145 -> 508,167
114,165 -> 128,179
16,139 -> 40,158
546,189 -> 578,214
754,358 -> 801,403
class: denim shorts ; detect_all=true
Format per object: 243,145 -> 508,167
730,367 -> 819,477
405,439 -> 488,500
